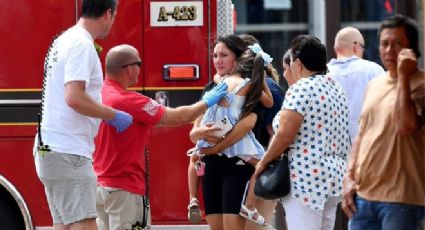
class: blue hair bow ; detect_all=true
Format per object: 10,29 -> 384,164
248,43 -> 273,66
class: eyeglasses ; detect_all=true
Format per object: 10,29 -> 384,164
354,41 -> 365,49
122,61 -> 142,68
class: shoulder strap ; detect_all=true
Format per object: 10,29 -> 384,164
232,78 -> 251,94
219,75 -> 229,83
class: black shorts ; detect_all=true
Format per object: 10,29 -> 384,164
202,154 -> 254,215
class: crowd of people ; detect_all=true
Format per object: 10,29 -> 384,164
33,0 -> 424,229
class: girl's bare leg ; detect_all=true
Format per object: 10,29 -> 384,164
188,155 -> 200,200
244,158 -> 259,210
244,175 -> 257,210
239,158 -> 267,226
187,154 -> 202,223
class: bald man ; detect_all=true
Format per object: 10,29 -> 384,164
93,44 -> 227,230
327,27 -> 385,140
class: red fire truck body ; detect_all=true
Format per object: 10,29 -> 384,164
0,0 -> 233,228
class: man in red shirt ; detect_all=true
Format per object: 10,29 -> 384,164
94,44 -> 227,230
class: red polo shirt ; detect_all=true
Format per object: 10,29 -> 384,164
94,79 -> 165,195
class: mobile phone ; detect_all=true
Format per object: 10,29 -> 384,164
213,116 -> 233,137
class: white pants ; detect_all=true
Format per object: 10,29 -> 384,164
281,195 -> 340,230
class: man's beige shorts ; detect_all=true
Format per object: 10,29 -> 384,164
34,151 -> 97,225
96,186 -> 151,230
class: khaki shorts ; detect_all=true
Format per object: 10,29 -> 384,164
96,187 -> 151,230
34,150 -> 97,225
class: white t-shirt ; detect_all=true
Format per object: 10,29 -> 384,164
40,25 -> 103,158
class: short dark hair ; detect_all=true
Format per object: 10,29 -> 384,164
378,14 -> 421,58
290,35 -> 327,73
214,35 -> 247,59
81,0 -> 117,18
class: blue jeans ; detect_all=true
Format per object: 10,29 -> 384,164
349,195 -> 425,230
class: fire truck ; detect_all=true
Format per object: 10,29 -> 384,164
0,0 -> 234,229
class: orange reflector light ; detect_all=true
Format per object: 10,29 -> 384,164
163,64 -> 199,80
170,67 -> 194,78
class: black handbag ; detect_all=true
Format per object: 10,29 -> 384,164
254,153 -> 290,200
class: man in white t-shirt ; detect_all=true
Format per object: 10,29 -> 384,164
327,27 -> 385,141
34,1 -> 133,229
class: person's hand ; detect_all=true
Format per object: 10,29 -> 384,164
201,82 -> 228,107
106,110 -> 133,132
199,145 -> 220,155
202,131 -> 223,145
198,124 -> 225,155
342,174 -> 357,218
194,123 -> 223,143
397,49 -> 418,80
254,159 -> 267,179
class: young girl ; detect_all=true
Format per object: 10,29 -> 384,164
188,42 -> 274,226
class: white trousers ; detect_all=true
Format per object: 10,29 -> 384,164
281,195 -> 340,230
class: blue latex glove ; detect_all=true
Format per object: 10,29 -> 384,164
106,110 -> 133,133
201,82 -> 228,108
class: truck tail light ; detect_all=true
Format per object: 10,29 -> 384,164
163,64 -> 199,80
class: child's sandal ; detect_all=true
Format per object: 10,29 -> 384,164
239,204 -> 267,226
187,198 -> 202,224
186,147 -> 205,158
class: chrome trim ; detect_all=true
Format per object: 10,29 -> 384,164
208,0 -> 211,80
0,100 -> 41,105
0,175 -> 33,230
217,0 -> 234,36
235,23 -> 308,32
75,0 -> 79,22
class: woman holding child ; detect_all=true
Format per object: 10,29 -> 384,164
188,35 -> 278,230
